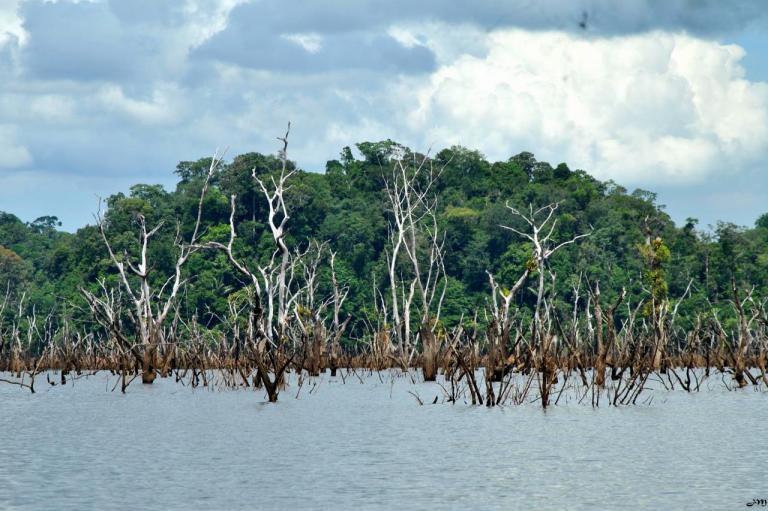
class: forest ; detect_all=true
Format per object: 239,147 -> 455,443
2,132 -> 768,404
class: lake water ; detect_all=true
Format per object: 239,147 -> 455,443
0,370 -> 766,510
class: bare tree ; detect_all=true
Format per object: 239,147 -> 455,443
327,250 -> 351,376
205,124 -> 318,401
486,269 -> 529,381
82,150 -> 225,384
382,148 -> 448,380
591,281 -> 626,388
501,203 -> 591,333
0,293 -> 53,393
500,202 -> 591,407
255,125 -> 294,336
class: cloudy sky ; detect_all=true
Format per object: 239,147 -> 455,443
0,0 -> 767,231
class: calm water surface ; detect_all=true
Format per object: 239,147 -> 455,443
0,371 -> 766,510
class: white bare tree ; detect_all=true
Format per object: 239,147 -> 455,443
82,150 -> 225,384
501,202 -> 592,335
498,201 -> 592,406
205,125 -> 351,398
382,149 -> 448,379
204,125 -> 305,344
255,125 -> 295,334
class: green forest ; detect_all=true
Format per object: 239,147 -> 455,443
2,140 -> 767,342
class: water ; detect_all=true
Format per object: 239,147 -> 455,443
0,371 -> 766,510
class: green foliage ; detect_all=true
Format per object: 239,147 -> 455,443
3,141 -> 768,334
639,236 -> 671,315
0,245 -> 29,296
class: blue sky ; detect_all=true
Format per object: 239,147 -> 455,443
0,0 -> 767,231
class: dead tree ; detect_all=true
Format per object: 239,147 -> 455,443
82,150 -> 224,385
255,128 -> 294,339
0,295 -> 53,393
731,280 -> 758,387
500,202 -> 591,407
486,269 -> 528,381
592,281 -> 626,388
295,241 -> 329,376
382,148 -> 448,380
327,250 -> 351,376
205,124 -> 312,401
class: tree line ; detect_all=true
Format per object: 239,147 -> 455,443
1,133 -> 768,402
2,139 -> 766,331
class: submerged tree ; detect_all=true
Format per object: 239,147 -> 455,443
639,218 -> 671,371
499,202 -> 591,406
381,147 -> 448,380
204,124 -> 350,400
81,151 -> 225,385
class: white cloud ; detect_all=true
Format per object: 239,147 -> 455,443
282,32 -> 323,53
0,124 -> 32,168
29,94 -> 75,122
97,84 -> 183,125
181,0 -> 249,49
2,0 -> 768,229
387,27 -> 423,49
405,30 -> 768,184
0,0 -> 26,47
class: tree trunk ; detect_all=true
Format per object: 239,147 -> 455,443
141,345 -> 157,384
308,321 -> 324,376
421,325 -> 439,381
594,287 -> 606,387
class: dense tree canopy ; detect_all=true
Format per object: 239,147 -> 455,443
2,142 -> 767,338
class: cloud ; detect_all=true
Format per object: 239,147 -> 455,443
282,33 -> 323,54
0,124 -> 32,168
97,83 -> 183,124
0,0 -> 25,47
20,1 -> 153,81
404,30 -> 768,184
1,0 -> 767,230
195,24 -> 436,73
189,0 -> 768,38
191,0 -> 768,73
29,94 -> 76,123
17,0 -> 243,83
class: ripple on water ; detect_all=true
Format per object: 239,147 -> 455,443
0,371 -> 765,510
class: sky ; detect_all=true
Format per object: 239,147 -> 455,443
0,0 -> 767,232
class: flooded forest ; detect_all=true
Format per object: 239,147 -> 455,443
2,129 -> 768,406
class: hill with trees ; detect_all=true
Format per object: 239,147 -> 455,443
2,140 -> 767,340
